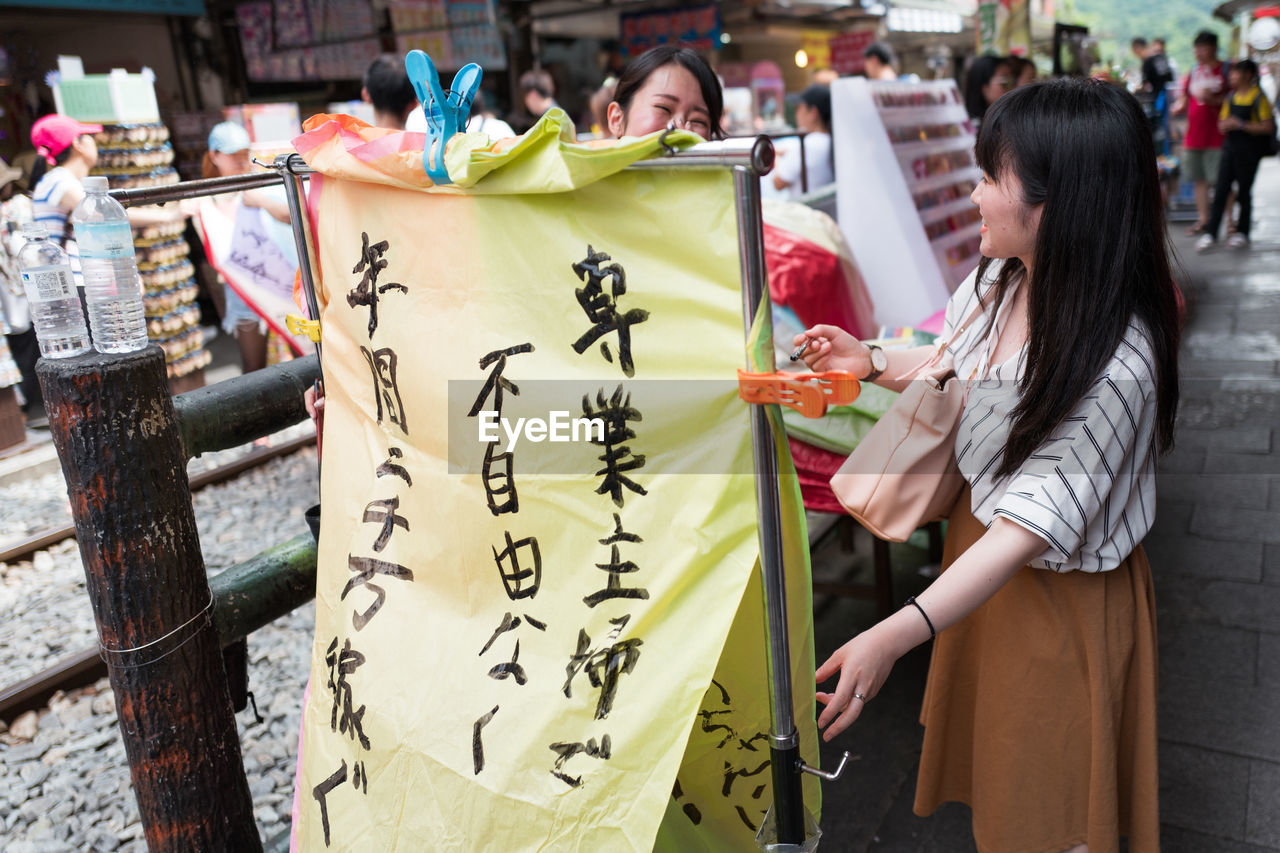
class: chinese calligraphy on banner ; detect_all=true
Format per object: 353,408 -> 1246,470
292,112 -> 819,851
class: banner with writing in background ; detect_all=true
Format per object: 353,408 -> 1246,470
197,194 -> 313,356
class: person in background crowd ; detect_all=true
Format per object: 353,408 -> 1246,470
1006,55 -> 1036,88
586,77 -> 618,139
1154,38 -> 1178,82
362,54 -> 418,130
963,55 -> 1013,126
863,43 -> 899,81
520,69 -> 559,121
0,156 -> 42,424
1140,37 -> 1175,95
409,87 -> 516,140
29,114 -> 187,288
1132,36 -> 1175,155
605,45 -> 723,140
200,121 -> 291,374
1197,59 -> 1275,252
1131,36 -> 1152,82
1173,30 -> 1228,236
464,90 -> 516,141
797,75 -> 1178,853
774,85 -> 833,198
812,67 -> 840,86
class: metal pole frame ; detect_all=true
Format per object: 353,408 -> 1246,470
115,136 -> 810,846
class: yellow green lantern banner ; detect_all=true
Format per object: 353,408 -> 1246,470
290,111 -> 820,851
977,0 -> 1031,57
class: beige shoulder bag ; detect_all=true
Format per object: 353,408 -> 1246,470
829,304 -> 986,542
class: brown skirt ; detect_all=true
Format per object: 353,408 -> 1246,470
913,486 -> 1160,853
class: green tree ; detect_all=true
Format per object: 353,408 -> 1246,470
1057,0 -> 1231,79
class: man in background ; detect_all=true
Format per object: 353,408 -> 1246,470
362,55 -> 418,130
863,44 -> 899,81
1141,37 -> 1175,95
1174,30 -> 1229,235
521,70 -> 558,120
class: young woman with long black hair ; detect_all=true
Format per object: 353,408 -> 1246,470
795,76 -> 1179,852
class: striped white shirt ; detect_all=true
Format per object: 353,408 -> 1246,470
31,166 -> 82,285
944,264 -> 1158,573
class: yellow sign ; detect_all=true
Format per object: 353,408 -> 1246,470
292,113 -> 819,851
977,0 -> 1030,56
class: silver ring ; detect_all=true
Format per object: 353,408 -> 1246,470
853,692 -> 867,702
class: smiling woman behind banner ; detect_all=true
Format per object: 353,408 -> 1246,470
604,45 -> 725,140
794,77 -> 1180,853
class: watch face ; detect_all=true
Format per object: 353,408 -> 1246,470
870,346 -> 888,372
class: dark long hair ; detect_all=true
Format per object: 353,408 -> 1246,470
964,54 -> 1009,121
972,76 -> 1180,479
28,143 -> 75,188
612,45 -> 724,140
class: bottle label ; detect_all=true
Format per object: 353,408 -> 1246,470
20,265 -> 77,303
75,221 -> 134,259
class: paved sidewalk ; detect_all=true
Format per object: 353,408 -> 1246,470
810,160 -> 1280,852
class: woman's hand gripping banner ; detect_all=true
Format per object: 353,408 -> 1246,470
292,111 -> 819,852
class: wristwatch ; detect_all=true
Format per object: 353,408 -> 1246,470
863,343 -> 888,382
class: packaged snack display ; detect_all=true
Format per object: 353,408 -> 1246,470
833,78 -> 983,326
91,121 -> 209,388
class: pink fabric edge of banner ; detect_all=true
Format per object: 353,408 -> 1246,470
304,171 -> 325,311
291,122 -> 335,158
288,678 -> 312,852
348,129 -> 428,163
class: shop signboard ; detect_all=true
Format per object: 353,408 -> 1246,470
0,0 -> 204,13
619,4 -> 720,58
828,30 -> 876,75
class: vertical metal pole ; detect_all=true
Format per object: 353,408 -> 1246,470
278,155 -> 323,365
37,347 -> 261,852
733,151 -> 806,845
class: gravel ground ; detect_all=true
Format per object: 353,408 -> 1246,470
0,430 -> 319,851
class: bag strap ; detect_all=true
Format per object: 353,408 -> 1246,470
892,300 -> 987,381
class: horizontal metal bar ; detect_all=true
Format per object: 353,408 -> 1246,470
277,137 -> 776,175
108,170 -> 293,207
110,136 -> 774,210
629,135 -> 776,176
174,355 -> 321,460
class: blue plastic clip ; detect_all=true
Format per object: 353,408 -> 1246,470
405,50 -> 483,185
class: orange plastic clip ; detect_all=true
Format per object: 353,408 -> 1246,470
737,370 -> 861,418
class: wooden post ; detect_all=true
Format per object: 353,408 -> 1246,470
37,346 -> 261,852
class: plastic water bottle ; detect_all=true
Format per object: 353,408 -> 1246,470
71,176 -> 149,353
16,224 -> 91,358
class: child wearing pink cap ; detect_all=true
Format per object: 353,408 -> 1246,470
28,114 -> 188,287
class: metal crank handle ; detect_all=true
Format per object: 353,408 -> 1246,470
797,750 -> 853,781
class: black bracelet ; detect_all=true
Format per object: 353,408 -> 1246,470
905,596 -> 936,641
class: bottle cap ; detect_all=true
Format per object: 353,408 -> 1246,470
21,222 -> 49,239
83,175 -> 109,193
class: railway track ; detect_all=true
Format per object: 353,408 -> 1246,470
0,431 -> 316,723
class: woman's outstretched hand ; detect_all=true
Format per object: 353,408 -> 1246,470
792,325 -> 869,376
305,380 -> 324,461
815,625 -> 902,741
